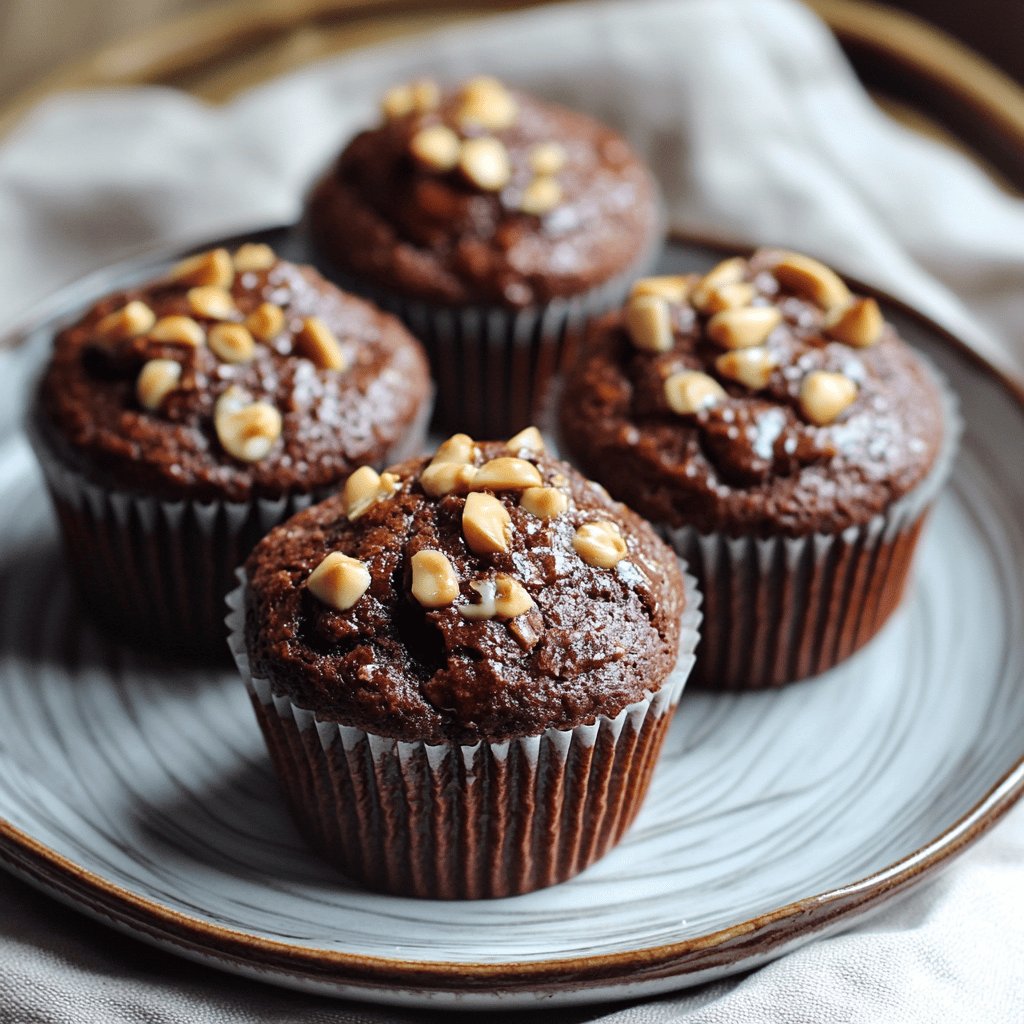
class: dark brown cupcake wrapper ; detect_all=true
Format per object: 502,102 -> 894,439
326,236 -> 663,439
26,396 -> 431,657
661,365 -> 961,690
225,567 -> 701,899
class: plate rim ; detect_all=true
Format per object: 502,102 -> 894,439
2,225 -> 1023,998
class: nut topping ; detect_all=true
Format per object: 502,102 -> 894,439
343,466 -> 399,521
824,297 -> 884,348
295,316 -> 346,371
306,552 -> 371,612
187,286 -> 237,321
168,248 -> 234,289
664,370 -> 726,415
136,359 -> 181,411
520,486 -> 567,520
432,432 -> 477,466
409,124 -> 461,171
519,177 -> 562,215
381,79 -> 440,119
630,275 -> 693,303
690,257 -> 748,309
233,243 -> 276,273
715,347 -> 778,390
420,462 -> 478,497
695,281 -> 758,315
573,520 -> 628,569
799,370 -> 858,425
245,302 -> 285,343
457,76 -> 518,130
458,137 -> 511,191
506,425 -> 545,454
214,387 -> 282,462
208,323 -> 255,364
471,457 -> 543,491
95,301 -> 156,343
528,141 -> 567,175
625,294 -> 674,353
706,306 -> 782,349
411,549 -> 460,608
460,574 -> 533,620
149,315 -> 205,347
462,492 -> 512,554
770,251 -> 851,310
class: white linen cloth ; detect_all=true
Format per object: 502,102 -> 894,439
1,0 -> 1023,1019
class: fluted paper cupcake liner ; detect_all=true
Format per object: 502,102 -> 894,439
320,238 -> 663,439
26,397 -> 431,657
225,567 -> 701,899
661,367 -> 961,690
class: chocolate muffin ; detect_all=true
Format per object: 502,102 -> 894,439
306,75 -> 663,436
30,242 -> 431,655
559,248 -> 958,690
228,430 -> 700,898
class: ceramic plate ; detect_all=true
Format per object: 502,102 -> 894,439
1,229 -> 1022,1009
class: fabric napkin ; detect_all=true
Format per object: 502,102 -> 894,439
1,0 -> 1023,1020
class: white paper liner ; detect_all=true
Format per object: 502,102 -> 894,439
319,234 -> 663,439
25,393 -> 431,656
225,565 -> 701,899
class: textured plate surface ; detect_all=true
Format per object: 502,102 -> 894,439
1,231 -> 1022,1009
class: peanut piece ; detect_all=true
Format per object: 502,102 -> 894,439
707,306 -> 782,349
770,251 -> 851,310
306,552 -> 371,612
520,177 -> 562,215
187,286 -> 237,321
95,300 -> 156,342
208,323 -> 255,363
506,425 -> 545,454
528,141 -> 567,175
245,302 -> 285,343
295,316 -> 346,371
150,315 -> 205,347
573,521 -> 628,569
343,466 -> 399,521
233,243 -> 276,273
136,359 -> 181,411
799,370 -> 858,425
625,294 -> 674,353
457,76 -> 518,130
471,457 -> 543,492
168,248 -> 234,288
824,297 -> 884,348
715,347 -> 778,390
411,549 -> 460,608
409,124 -> 461,171
520,486 -> 567,520
460,574 -> 533,620
432,433 -> 477,466
664,370 -> 726,415
214,388 -> 281,462
421,462 -> 478,497
463,492 -> 512,554
458,137 -> 511,191
630,275 -> 694,303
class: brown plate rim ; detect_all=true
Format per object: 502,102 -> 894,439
1,226 -> 1022,996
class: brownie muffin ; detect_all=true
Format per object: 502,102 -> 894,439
30,242 -> 431,655
306,75 -> 663,436
229,430 -> 700,897
560,248 -> 958,689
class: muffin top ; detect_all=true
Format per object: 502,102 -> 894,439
559,249 -> 947,537
36,244 -> 431,503
306,75 -> 661,308
243,431 -> 685,744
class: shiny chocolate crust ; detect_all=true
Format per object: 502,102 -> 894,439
36,253 -> 431,502
306,81 -> 661,308
559,251 -> 946,537
243,442 -> 684,744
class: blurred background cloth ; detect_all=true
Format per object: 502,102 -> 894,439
3,0 -> 1024,103
1,0 -> 1023,1021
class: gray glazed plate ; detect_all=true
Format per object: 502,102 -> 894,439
1,229 -> 1022,1009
